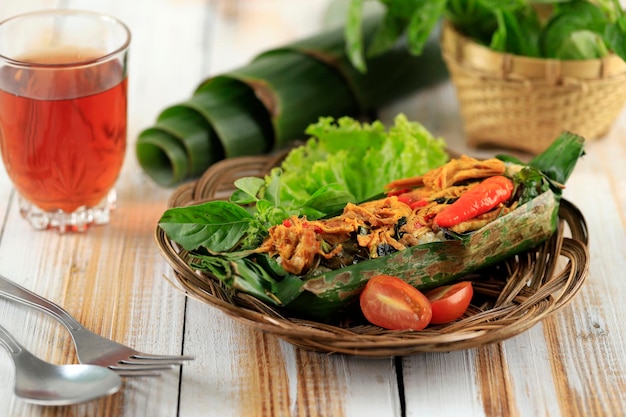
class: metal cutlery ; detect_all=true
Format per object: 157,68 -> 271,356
0,274 -> 192,377
0,324 -> 121,405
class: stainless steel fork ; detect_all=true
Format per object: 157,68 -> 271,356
0,274 -> 193,377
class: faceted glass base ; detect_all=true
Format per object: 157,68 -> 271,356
18,189 -> 117,233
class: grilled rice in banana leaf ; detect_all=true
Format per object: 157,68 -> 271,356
163,131 -> 585,321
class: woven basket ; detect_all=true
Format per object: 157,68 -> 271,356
155,154 -> 590,356
441,21 -> 626,154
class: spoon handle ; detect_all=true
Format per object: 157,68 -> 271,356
0,274 -> 82,331
0,324 -> 24,356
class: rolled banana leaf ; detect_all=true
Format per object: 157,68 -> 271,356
136,106 -> 218,185
137,18 -> 448,187
283,20 -> 447,110
187,76 -> 273,157
182,131 -> 585,321
214,51 -> 359,149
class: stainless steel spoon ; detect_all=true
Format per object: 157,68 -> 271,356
0,325 -> 122,405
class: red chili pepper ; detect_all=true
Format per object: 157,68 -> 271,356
396,190 -> 428,208
387,188 -> 411,197
434,176 -> 514,228
397,195 -> 413,206
282,219 -> 292,227
409,200 -> 428,209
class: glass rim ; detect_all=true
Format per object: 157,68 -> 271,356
0,9 -> 131,68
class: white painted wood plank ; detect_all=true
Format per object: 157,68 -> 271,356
178,297 -> 401,417
402,350 -> 484,417
547,122 -> 626,417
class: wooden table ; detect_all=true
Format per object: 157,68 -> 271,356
0,1 -> 624,416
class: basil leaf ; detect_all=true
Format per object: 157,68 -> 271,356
262,168 -> 282,206
234,177 -> 264,199
190,252 -> 303,306
405,0 -> 447,56
303,183 -> 356,215
345,0 -> 367,73
159,201 -> 253,252
604,17 -> 626,61
556,30 -> 609,59
367,11 -> 409,58
490,7 -> 541,56
540,1 -> 608,58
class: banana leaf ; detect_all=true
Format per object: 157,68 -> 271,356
187,76 -> 273,157
176,131 -> 585,321
137,18 -> 448,187
290,188 -> 558,318
282,20 -> 447,110
155,105 -> 218,176
207,51 -> 359,149
136,128 -> 189,186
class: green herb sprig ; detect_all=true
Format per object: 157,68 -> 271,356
346,0 -> 626,72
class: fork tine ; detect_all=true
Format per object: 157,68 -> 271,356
130,353 -> 194,362
120,358 -> 187,367
109,363 -> 173,373
110,367 -> 163,377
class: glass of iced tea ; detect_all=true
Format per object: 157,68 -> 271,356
0,10 -> 130,232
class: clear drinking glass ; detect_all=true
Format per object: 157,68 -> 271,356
0,10 -> 130,232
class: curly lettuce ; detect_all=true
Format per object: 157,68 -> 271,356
277,113 -> 448,210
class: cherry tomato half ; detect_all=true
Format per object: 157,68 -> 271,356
360,275 -> 432,331
425,281 -> 473,324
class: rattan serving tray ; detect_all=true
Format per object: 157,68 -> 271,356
155,153 -> 590,356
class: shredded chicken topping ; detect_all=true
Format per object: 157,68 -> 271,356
256,155 -> 514,276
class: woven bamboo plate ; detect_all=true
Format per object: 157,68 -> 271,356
155,153 -> 590,356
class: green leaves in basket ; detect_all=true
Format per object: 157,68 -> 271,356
137,17 -> 448,187
489,5 -> 541,56
345,0 -> 626,70
346,0 -> 446,72
540,1 -> 611,59
603,1 -> 626,59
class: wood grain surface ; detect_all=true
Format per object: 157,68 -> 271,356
0,1 -> 624,416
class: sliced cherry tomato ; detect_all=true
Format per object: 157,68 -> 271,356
425,281 -> 473,324
360,275 -> 432,330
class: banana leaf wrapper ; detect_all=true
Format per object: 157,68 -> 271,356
288,189 -> 558,319
137,20 -> 448,186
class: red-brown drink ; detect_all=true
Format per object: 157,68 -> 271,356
0,48 -> 127,213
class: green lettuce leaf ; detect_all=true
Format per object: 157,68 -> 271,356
277,113 -> 448,209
